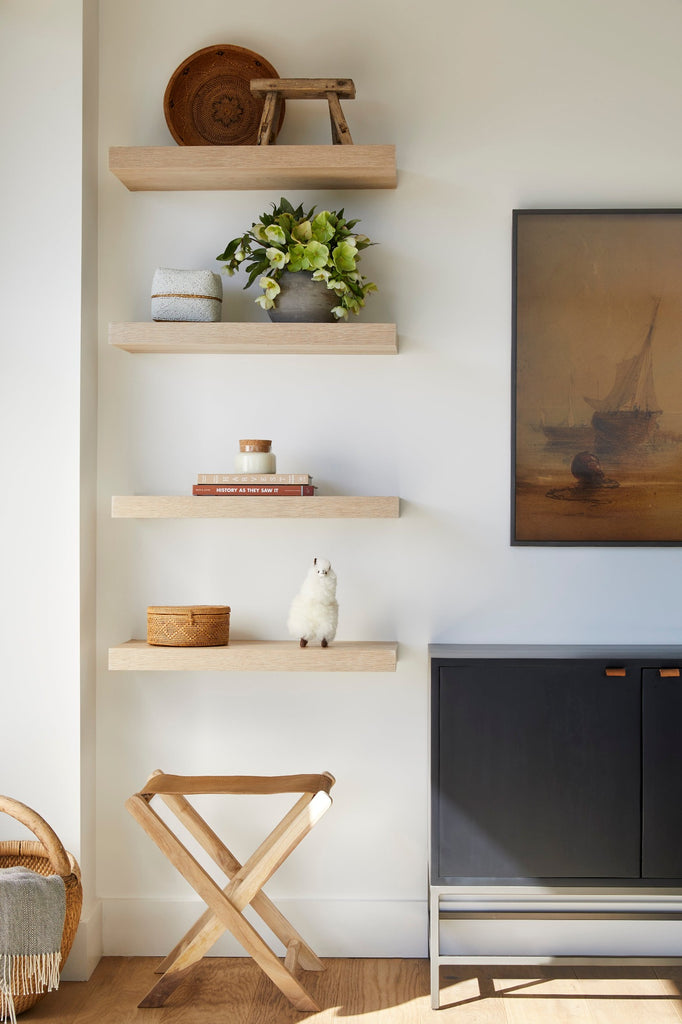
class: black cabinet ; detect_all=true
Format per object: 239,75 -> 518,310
642,667 -> 682,878
430,645 -> 682,886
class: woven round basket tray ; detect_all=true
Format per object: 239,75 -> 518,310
163,44 -> 285,146
0,797 -> 83,1016
147,605 -> 230,647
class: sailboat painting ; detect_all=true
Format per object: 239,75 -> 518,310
513,210 -> 682,544
584,299 -> 662,453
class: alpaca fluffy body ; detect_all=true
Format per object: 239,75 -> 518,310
287,557 -> 338,647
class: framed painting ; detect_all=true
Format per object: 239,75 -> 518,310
512,208 -> 682,545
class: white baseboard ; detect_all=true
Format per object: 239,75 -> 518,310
102,898 -> 428,958
69,895 -> 682,967
62,900 -> 103,981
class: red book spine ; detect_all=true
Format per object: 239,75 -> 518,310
192,484 -> 317,496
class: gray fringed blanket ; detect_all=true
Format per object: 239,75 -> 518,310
0,867 -> 65,1024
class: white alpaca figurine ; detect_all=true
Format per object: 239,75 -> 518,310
288,557 -> 338,648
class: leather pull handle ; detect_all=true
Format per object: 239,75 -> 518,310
605,667 -> 626,677
660,668 -> 681,678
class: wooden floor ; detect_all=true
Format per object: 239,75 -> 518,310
20,958 -> 682,1023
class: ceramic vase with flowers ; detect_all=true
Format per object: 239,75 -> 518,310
216,197 -> 377,323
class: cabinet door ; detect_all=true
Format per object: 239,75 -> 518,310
435,661 -> 641,880
642,668 -> 682,878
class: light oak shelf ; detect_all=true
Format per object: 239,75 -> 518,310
109,639 -> 398,672
109,145 -> 397,191
109,142 -> 401,679
109,321 -> 398,355
111,496 -> 400,518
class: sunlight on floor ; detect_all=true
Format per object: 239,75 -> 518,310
437,968 -> 682,1023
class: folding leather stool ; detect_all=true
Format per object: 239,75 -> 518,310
126,770 -> 335,1012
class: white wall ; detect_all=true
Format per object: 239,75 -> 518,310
0,0 -> 99,977
77,0 -> 100,978
96,0 -> 682,956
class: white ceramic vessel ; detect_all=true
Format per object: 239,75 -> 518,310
151,268 -> 222,322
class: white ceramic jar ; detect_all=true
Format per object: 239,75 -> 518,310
151,268 -> 223,322
234,439 -> 276,473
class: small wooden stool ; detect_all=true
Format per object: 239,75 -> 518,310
251,78 -> 355,145
126,770 -> 335,1012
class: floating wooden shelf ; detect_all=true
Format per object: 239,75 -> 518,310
109,639 -> 398,672
109,321 -> 398,355
111,496 -> 400,519
109,145 -> 397,191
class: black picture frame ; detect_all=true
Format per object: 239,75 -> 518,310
512,208 -> 682,545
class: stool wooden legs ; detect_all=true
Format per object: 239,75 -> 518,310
256,91 -> 283,146
326,91 -> 353,144
251,78 -> 356,145
126,772 -> 334,1012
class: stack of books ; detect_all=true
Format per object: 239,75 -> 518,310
192,473 -> 316,496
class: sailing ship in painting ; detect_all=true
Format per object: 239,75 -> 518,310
541,371 -> 595,448
584,300 -> 662,453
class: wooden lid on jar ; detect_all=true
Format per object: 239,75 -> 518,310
239,439 -> 272,452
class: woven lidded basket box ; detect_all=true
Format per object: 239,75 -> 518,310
147,605 -> 230,647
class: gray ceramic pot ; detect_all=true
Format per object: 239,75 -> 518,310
267,271 -> 338,323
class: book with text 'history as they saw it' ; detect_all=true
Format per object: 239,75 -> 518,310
192,484 -> 317,496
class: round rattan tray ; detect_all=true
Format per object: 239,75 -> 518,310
163,44 -> 285,146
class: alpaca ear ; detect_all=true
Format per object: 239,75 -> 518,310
313,557 -> 317,564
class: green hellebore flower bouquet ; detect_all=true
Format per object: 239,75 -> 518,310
216,197 -> 377,319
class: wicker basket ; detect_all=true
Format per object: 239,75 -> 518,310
0,796 -> 83,1016
147,605 -> 230,647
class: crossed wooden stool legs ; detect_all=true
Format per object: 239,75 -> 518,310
126,770 -> 335,1012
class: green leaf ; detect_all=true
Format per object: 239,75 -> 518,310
226,237 -> 241,257
216,237 -> 240,261
245,259 -> 270,289
276,212 -> 295,234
